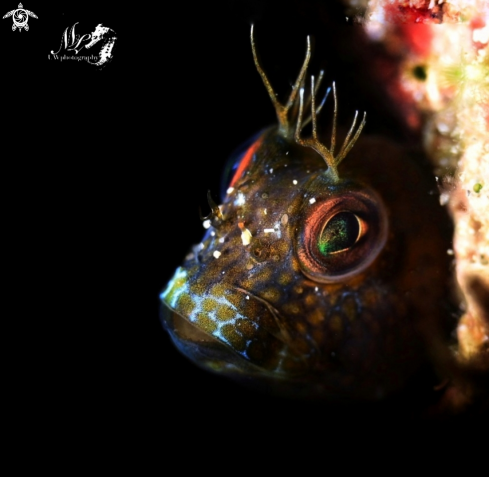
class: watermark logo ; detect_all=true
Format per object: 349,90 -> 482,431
49,22 -> 117,69
2,3 -> 37,32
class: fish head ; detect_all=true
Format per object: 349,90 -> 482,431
160,123 -> 450,399
160,30 -> 451,400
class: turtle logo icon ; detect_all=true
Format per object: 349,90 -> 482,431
3,3 -> 38,31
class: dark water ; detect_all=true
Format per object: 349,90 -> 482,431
10,1 -> 480,457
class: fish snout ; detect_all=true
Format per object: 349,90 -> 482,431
160,271 -> 308,378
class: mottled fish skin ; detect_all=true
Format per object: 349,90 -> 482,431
160,31 -> 452,400
160,123 -> 451,400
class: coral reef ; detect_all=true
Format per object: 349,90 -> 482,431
346,0 -> 488,411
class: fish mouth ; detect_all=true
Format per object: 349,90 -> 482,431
161,306 -> 272,377
159,269 -> 309,378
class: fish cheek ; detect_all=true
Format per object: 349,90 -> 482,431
347,137 -> 453,336
160,257 -> 309,376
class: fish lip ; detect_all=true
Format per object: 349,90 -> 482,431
159,303 -> 275,376
159,280 -> 311,377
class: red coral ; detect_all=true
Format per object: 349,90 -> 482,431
470,16 -> 488,50
470,16 -> 486,30
398,23 -> 434,57
384,0 -> 443,24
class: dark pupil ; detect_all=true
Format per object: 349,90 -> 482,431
318,212 -> 359,255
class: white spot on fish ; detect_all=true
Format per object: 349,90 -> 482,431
269,168 -> 273,173
227,187 -> 234,194
309,197 -> 316,204
235,192 -> 246,206
219,237 -> 225,243
264,208 -> 267,215
293,180 -> 298,185
246,295 -> 249,300
203,220 -> 211,229
264,228 -> 275,233
241,227 -> 252,246
213,251 -> 221,259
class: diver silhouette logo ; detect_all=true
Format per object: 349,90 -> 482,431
3,3 -> 38,31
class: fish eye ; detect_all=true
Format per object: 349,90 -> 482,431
296,188 -> 388,282
220,130 -> 264,201
318,211 -> 361,255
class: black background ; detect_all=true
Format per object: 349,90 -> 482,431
5,0 -> 482,459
